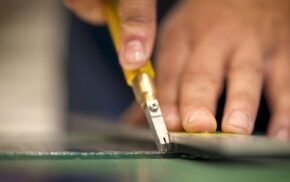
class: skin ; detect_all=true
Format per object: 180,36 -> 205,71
64,0 -> 156,70
64,0 -> 290,140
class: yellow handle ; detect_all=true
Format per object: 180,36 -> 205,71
105,0 -> 155,86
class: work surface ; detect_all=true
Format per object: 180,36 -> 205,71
0,116 -> 290,182
1,158 -> 290,182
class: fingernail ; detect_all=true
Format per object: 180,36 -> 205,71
274,129 -> 289,141
225,111 -> 250,133
123,40 -> 146,65
186,110 -> 211,124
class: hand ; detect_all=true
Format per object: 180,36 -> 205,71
123,0 -> 290,140
64,0 -> 157,69
155,0 -> 290,140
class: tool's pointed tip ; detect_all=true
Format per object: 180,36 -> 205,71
158,137 -> 172,152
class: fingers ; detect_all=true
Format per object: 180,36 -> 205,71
118,0 -> 156,69
156,20 -> 189,131
222,38 -> 264,135
64,0 -> 106,25
179,36 -> 230,133
266,46 -> 290,141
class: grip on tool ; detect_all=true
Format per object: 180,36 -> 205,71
105,0 -> 155,86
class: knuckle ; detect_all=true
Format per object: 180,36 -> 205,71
121,15 -> 154,26
181,69 -> 221,95
229,91 -> 258,110
120,0 -> 155,27
157,71 -> 177,86
229,59 -> 264,76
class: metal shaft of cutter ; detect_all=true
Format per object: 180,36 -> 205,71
132,73 -> 171,152
144,100 -> 171,151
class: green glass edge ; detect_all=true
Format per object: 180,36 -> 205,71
0,151 -> 182,160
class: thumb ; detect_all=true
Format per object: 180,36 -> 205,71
118,0 -> 156,69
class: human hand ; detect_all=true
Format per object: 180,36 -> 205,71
64,0 -> 157,69
154,0 -> 290,140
